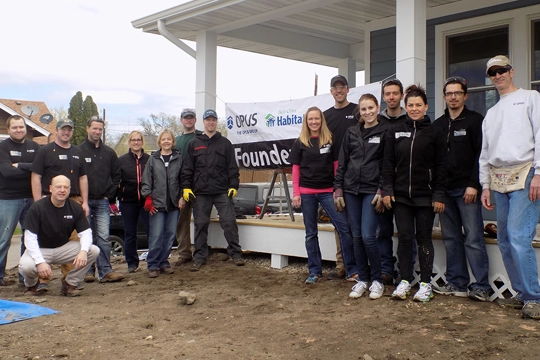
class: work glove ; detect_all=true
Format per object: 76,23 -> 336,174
333,188 -> 345,212
227,188 -> 237,198
183,189 -> 196,202
143,196 -> 157,214
109,203 -> 120,215
383,195 -> 395,210
371,191 -> 384,213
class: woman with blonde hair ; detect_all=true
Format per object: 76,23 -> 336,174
289,106 -> 357,284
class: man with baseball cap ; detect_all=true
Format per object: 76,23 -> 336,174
480,55 -> 540,318
174,108 -> 203,266
181,109 -> 244,271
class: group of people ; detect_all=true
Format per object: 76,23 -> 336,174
291,56 -> 540,320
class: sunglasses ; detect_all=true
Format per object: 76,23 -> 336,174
487,66 -> 511,77
444,76 -> 466,87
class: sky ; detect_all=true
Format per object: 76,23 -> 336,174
0,1 -> 362,139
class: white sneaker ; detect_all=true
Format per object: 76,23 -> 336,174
349,281 -> 368,298
413,282 -> 434,303
369,280 -> 384,299
392,280 -> 411,300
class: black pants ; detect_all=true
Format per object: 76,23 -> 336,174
393,202 -> 435,283
192,193 -> 242,263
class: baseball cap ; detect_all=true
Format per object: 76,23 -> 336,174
56,118 -> 74,129
181,108 -> 196,118
203,109 -> 218,119
486,55 -> 511,74
330,75 -> 348,87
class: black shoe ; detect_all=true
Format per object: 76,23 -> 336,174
496,296 -> 524,309
190,261 -> 205,272
382,273 -> 394,286
232,257 -> 245,266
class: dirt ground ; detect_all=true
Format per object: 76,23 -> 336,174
1,251 -> 540,360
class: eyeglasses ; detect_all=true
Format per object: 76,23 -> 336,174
444,91 -> 465,97
487,66 -> 511,77
444,76 -> 466,87
331,85 -> 347,90
89,115 -> 104,123
130,138 -> 142,142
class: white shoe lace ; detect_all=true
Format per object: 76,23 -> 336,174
395,281 -> 410,295
416,283 -> 432,298
370,281 -> 383,293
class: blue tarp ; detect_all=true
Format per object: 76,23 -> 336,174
0,299 -> 58,325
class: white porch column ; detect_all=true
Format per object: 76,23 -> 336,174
396,0 -> 426,88
195,30 -> 217,125
337,57 -> 357,88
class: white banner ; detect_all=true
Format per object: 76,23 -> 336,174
225,82 -> 382,169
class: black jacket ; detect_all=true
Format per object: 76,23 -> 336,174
141,149 -> 182,211
432,106 -> 483,191
78,138 -> 121,203
117,149 -> 150,204
382,116 -> 447,205
181,132 -> 239,195
335,121 -> 389,195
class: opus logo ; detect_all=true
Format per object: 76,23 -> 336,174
235,113 -> 258,128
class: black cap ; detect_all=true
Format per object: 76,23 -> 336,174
330,75 -> 348,87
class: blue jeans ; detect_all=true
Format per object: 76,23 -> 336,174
0,198 -> 32,282
119,201 -> 150,270
494,169 -> 540,302
344,192 -> 382,282
439,187 -> 490,291
301,192 -> 357,278
147,210 -> 178,271
378,207 -> 396,277
87,198 -> 112,279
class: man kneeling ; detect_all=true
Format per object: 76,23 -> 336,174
20,175 -> 99,297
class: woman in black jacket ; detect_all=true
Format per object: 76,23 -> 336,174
334,93 -> 388,300
382,84 -> 447,303
117,131 -> 150,273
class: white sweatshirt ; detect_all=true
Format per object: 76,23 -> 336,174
479,88 -> 540,189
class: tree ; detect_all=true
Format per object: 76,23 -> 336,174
50,106 -> 68,123
67,91 -> 99,145
138,112 -> 181,136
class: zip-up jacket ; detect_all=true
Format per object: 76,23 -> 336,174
78,138 -> 120,203
0,137 -> 41,200
181,132 -> 239,195
141,149 -> 182,211
432,106 -> 483,191
382,116 -> 447,204
117,149 -> 150,204
379,107 -> 407,126
335,120 -> 389,195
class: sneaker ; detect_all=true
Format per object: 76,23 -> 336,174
382,273 -> 394,286
305,275 -> 320,284
36,283 -> 49,295
84,273 -> 96,283
24,283 -> 38,296
99,272 -> 125,283
346,274 -> 359,282
147,270 -> 159,278
61,280 -> 81,297
349,281 -> 368,298
232,257 -> 246,266
160,266 -> 174,275
190,261 -> 205,272
496,295 -> 524,309
469,288 -> 490,302
174,258 -> 192,266
413,282 -> 434,303
392,280 -> 412,300
369,280 -> 385,300
433,283 -> 467,297
522,301 -> 540,319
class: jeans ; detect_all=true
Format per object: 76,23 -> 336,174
394,202 -> 435,283
0,198 -> 33,282
344,192 -> 382,282
378,206 -> 397,277
87,198 -> 112,279
439,187 -> 490,291
176,201 -> 193,259
192,194 -> 242,263
494,169 -> 540,302
147,210 -> 178,270
119,201 -> 149,270
300,192 -> 357,278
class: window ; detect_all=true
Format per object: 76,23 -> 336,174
532,19 -> 540,92
447,26 -> 509,114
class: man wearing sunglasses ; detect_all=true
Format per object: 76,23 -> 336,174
479,55 -> 540,319
432,76 -> 490,302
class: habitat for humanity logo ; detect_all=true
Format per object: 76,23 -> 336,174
265,113 -> 302,127
227,116 -> 234,130
266,114 -> 276,127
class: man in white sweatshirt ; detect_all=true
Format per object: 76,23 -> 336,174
479,55 -> 540,319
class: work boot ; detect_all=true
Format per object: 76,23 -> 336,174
99,272 -> 124,283
61,280 -> 81,297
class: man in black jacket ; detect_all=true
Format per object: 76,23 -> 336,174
78,116 -> 123,283
432,77 -> 490,301
181,109 -> 244,271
